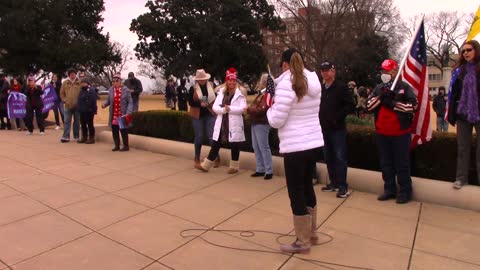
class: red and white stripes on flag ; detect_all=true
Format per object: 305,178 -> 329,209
263,73 -> 275,107
400,19 -> 432,149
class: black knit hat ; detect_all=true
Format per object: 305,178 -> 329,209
281,48 -> 304,65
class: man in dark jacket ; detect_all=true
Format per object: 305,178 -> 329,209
432,86 -> 448,132
0,73 -> 11,129
23,75 -> 45,135
367,59 -> 417,204
177,79 -> 189,111
77,78 -> 97,144
124,72 -> 143,112
319,61 -> 355,198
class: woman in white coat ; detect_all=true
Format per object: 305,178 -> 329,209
195,68 -> 247,173
267,48 -> 324,253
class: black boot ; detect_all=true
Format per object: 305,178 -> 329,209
112,130 -> 120,151
120,129 -> 129,151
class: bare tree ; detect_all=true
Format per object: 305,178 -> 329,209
404,12 -> 472,73
137,59 -> 166,93
92,42 -> 132,88
267,0 -> 401,85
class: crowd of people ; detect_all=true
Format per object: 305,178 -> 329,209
0,68 -> 144,151
0,40 -> 478,254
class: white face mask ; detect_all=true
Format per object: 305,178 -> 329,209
381,74 -> 392,84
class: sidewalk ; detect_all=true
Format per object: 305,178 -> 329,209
0,130 -> 478,270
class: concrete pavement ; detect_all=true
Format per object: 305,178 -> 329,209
0,129 -> 479,270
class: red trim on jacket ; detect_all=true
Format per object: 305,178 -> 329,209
376,106 -> 410,136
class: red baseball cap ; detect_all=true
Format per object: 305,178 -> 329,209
380,59 -> 398,71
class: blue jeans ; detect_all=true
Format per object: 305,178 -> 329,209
132,96 -> 139,112
323,128 -> 348,189
62,107 -> 80,139
251,123 -> 273,174
376,133 -> 412,196
192,114 -> 215,160
436,115 -> 448,132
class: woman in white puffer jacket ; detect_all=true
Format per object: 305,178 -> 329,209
267,48 -> 324,254
195,67 -> 247,174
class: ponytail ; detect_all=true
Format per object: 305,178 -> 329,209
290,52 -> 307,100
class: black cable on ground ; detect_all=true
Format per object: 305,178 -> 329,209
180,228 -> 375,270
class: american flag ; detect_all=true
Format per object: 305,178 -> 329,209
401,19 -> 432,149
263,73 -> 275,107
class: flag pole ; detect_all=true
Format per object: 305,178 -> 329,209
390,16 -> 425,91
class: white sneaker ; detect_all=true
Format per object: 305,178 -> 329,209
39,132 -> 45,135
55,126 -> 61,130
25,131 -> 32,135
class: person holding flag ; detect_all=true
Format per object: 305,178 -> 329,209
246,73 -> 273,180
23,75 -> 45,135
367,58 -> 417,204
267,48 -> 323,254
102,73 -> 133,152
447,40 -> 480,189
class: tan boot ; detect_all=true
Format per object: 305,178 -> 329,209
227,160 -> 239,174
307,206 -> 318,244
195,158 -> 213,172
280,214 -> 312,253
213,156 -> 221,168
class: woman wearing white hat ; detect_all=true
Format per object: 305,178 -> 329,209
188,69 -> 217,167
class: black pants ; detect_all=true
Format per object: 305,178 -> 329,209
24,106 -> 44,132
80,112 -> 95,139
284,148 -> 320,216
207,140 -> 240,161
0,109 -> 11,129
178,101 -> 188,111
376,134 -> 412,196
112,125 -> 128,148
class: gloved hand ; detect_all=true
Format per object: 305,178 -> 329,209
380,90 -> 395,109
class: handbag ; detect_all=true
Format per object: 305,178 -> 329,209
247,93 -> 268,118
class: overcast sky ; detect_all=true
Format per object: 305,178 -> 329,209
100,0 -> 479,86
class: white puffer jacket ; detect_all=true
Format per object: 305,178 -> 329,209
212,88 -> 247,142
267,69 -> 324,153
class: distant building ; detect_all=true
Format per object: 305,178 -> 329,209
427,54 -> 458,98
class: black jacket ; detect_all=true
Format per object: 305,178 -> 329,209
432,94 -> 447,117
22,85 -> 44,108
124,78 -> 143,98
447,72 -> 480,126
319,80 -> 355,131
0,79 -> 9,109
77,86 -> 98,113
176,85 -> 189,103
367,80 -> 417,131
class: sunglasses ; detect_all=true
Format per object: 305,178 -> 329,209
113,79 -> 121,82
462,48 -> 474,54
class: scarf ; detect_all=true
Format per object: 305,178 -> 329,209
457,62 -> 480,123
194,82 -> 215,104
220,89 -> 235,143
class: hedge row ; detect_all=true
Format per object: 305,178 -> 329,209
130,110 -> 478,185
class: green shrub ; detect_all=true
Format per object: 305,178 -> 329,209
131,110 -> 477,184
